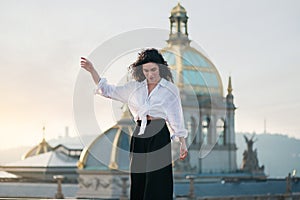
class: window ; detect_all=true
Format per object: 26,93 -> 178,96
216,118 -> 225,145
202,117 -> 210,144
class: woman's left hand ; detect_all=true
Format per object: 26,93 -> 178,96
179,139 -> 188,160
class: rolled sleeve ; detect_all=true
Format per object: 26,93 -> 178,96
95,78 -> 115,98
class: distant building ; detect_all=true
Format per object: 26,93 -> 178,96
0,129 -> 82,183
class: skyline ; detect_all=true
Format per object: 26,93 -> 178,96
0,0 -> 300,149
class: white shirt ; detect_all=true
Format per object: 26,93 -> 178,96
95,78 -> 188,138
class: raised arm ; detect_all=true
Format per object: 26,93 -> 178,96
80,57 -> 134,103
80,57 -> 100,84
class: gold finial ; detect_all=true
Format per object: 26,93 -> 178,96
42,126 -> 46,141
227,76 -> 233,94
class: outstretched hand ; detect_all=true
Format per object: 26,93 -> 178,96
80,57 -> 94,73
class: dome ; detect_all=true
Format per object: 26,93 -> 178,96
23,127 -> 53,159
161,46 -> 224,96
77,109 -> 134,171
164,3 -> 224,96
23,138 -> 53,159
171,3 -> 187,17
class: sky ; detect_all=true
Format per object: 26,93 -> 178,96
0,0 -> 299,150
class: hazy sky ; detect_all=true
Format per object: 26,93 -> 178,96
0,0 -> 299,150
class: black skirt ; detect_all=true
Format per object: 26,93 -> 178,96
129,119 -> 173,200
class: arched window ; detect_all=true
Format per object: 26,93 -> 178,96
216,118 -> 225,145
202,117 -> 210,144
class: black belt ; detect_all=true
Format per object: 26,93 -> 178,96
136,119 -> 165,126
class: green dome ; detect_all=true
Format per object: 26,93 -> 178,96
77,109 -> 134,171
164,3 -> 223,96
161,46 -> 224,96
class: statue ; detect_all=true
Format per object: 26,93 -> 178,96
241,134 -> 264,173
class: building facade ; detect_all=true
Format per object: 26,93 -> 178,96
161,3 -> 237,174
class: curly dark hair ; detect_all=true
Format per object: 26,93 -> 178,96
128,48 -> 174,82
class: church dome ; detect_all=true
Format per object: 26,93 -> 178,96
77,109 -> 134,171
161,46 -> 223,96
162,3 -> 223,96
22,127 -> 53,159
23,138 -> 53,159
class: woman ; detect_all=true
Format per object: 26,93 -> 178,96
80,48 -> 188,200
